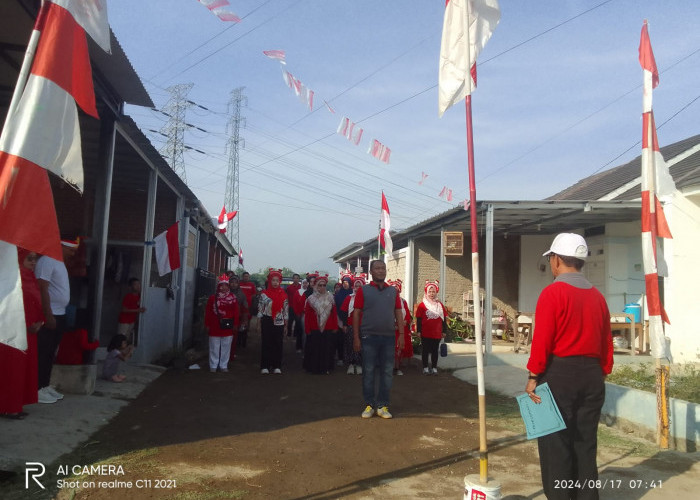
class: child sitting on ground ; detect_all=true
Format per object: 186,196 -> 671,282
102,334 -> 134,382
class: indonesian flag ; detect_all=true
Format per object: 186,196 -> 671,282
154,222 -> 181,276
0,0 -> 109,349
238,248 -> 244,266
337,117 -> 364,145
198,0 -> 241,22
379,192 -> 393,255
438,0 -> 500,117
263,50 -> 286,64
217,206 -> 237,233
368,139 -> 391,164
639,22 -> 673,359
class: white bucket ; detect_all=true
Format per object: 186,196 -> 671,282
464,474 -> 502,500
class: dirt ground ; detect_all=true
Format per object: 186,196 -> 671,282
6,331 -> 698,500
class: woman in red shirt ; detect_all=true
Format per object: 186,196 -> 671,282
340,275 -> 366,374
205,274 -> 240,373
387,279 -> 413,375
303,275 -> 338,374
415,280 -> 447,375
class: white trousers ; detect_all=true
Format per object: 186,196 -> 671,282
209,335 -> 233,370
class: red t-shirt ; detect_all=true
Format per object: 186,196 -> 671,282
239,281 -> 256,309
56,329 -> 100,365
118,293 -> 140,324
527,280 -> 613,375
415,301 -> 447,339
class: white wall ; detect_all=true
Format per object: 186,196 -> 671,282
664,192 -> 700,362
518,235 -> 556,312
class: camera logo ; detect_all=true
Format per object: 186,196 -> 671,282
25,462 -> 46,489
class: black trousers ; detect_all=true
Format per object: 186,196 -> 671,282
260,316 -> 284,370
37,315 -> 66,389
537,356 -> 605,500
286,309 -> 296,337
421,337 -> 440,369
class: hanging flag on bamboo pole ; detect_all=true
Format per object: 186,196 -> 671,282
217,206 -> 237,234
438,0 -> 500,117
639,21 -> 673,360
0,0 -> 109,350
379,192 -> 393,255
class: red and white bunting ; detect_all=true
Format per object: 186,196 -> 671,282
263,49 -> 286,64
368,139 -> 391,164
639,22 -> 673,359
337,117 -> 363,145
438,0 -> 501,117
419,171 -> 428,185
323,100 -> 335,113
282,70 -> 314,111
197,0 -> 241,22
438,186 -> 453,201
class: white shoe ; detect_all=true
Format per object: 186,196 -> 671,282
361,405 -> 375,419
432,368 -> 438,375
38,387 -> 57,404
273,368 -> 282,374
355,365 -> 362,375
347,365 -> 355,375
396,370 -> 404,376
261,368 -> 269,374
46,386 -> 64,400
423,367 -> 430,375
336,359 -> 344,366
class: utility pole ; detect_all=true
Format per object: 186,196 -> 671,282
159,83 -> 194,183
225,87 -> 246,262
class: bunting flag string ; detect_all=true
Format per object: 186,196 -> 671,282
418,172 -> 428,185
438,186 -> 453,201
323,100 -> 335,113
197,0 -> 241,22
337,117 -> 363,145
282,70 -> 314,111
368,139 -> 391,164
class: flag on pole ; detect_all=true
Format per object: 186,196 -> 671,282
438,0 -> 501,117
379,192 -> 393,255
217,206 -> 237,233
0,0 -> 109,349
154,222 -> 181,276
238,248 -> 244,266
639,21 -> 673,359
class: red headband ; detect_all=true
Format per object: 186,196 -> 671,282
424,280 -> 439,293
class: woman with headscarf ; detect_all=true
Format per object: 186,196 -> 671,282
303,275 -> 338,374
0,248 -> 43,419
415,280 -> 447,375
258,268 -> 288,374
340,274 -> 366,375
333,275 -> 353,366
204,274 -> 240,373
388,279 -> 413,376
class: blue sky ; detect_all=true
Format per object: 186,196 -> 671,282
108,0 -> 700,274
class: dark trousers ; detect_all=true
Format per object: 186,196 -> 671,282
260,316 -> 284,370
294,313 -> 305,350
537,356 -> 605,500
286,310 -> 296,337
421,337 -> 440,369
335,328 -> 344,361
37,315 -> 66,389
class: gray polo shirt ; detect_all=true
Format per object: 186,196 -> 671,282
358,283 -> 397,337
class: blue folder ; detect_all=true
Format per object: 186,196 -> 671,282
516,382 -> 567,439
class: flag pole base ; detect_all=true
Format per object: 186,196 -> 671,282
464,474 -> 502,500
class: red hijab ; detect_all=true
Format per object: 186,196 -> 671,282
18,248 -> 44,327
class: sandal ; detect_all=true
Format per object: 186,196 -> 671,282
1,413 -> 25,420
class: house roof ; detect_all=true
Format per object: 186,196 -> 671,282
548,134 -> 700,201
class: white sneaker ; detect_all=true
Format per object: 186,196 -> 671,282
261,368 -> 269,374
376,406 -> 393,419
46,386 -> 64,400
355,365 -> 362,375
396,370 -> 404,376
361,405 -> 375,418
423,367 -> 430,375
38,387 -> 57,404
432,368 -> 438,375
347,365 -> 355,375
273,368 -> 282,374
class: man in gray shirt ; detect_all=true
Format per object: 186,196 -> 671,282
352,260 -> 404,419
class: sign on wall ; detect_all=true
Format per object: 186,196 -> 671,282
444,231 -> 464,256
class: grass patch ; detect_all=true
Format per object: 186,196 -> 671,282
597,426 -> 657,457
607,363 -> 700,404
173,490 -> 247,500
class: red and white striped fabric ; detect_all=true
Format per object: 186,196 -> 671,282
263,50 -> 286,64
198,0 -> 241,22
639,22 -> 673,359
282,71 -> 314,111
438,186 -> 453,201
368,139 -> 391,164
438,0 -> 500,117
337,117 -> 364,145
238,248 -> 244,266
154,222 -> 181,276
380,192 -> 393,255
217,206 -> 237,233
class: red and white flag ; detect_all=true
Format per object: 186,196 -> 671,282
238,248 -> 244,266
263,49 -> 286,64
323,100 -> 335,113
368,139 -> 391,164
217,206 -> 237,233
154,222 -> 181,276
379,192 -> 393,255
337,117 -> 364,145
639,22 -> 673,359
419,172 -> 428,185
198,0 -> 241,22
438,0 -> 501,117
0,0 -> 109,349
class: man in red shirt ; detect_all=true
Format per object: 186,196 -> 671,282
525,233 -> 613,500
285,273 -> 301,338
118,278 -> 146,344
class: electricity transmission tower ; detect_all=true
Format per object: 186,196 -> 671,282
225,87 -> 246,256
159,83 -> 194,183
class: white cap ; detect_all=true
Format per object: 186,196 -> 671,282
543,233 -> 588,260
